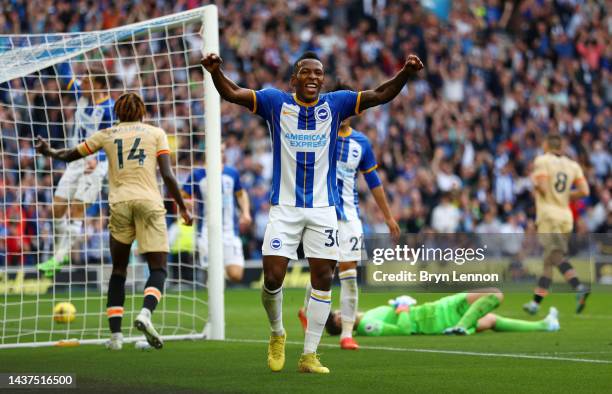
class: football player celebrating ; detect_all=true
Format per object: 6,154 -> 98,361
202,50 -> 423,373
37,63 -> 115,277
299,83 -> 400,351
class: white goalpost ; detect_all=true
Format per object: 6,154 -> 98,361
0,5 -> 224,348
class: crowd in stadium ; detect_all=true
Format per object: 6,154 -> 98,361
0,0 -> 610,266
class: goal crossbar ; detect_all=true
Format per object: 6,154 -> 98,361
0,6 -> 213,84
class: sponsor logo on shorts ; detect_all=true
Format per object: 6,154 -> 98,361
270,238 -> 282,250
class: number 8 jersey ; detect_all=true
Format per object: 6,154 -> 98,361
77,122 -> 170,204
532,152 -> 586,225
251,88 -> 362,208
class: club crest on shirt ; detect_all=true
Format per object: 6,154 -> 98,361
315,106 -> 330,122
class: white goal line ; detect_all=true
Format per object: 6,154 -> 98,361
225,338 -> 612,365
0,333 -> 205,349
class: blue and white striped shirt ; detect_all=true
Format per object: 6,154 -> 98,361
182,166 -> 243,236
335,129 -> 380,221
252,88 -> 361,208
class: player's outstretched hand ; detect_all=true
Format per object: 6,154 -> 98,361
386,217 -> 401,240
201,53 -> 223,73
35,136 -> 52,157
403,54 -> 424,74
180,207 -> 193,226
239,213 -> 252,229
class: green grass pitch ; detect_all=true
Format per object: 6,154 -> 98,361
1,289 -> 611,393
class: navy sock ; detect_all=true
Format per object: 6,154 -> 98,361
106,274 -> 126,333
533,276 -> 551,304
143,269 -> 167,312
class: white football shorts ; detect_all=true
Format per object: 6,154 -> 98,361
55,159 -> 107,204
198,234 -> 245,268
262,205 -> 339,261
338,219 -> 364,262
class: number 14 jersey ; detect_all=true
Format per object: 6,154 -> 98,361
77,122 -> 170,204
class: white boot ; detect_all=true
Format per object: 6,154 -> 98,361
105,332 -> 123,350
134,309 -> 163,349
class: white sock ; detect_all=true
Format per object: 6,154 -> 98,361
304,288 -> 332,354
303,282 -> 312,312
54,220 -> 82,263
52,217 -> 68,261
69,220 -> 83,237
68,219 -> 83,253
54,217 -> 67,235
262,285 -> 284,336
339,269 -> 358,339
111,332 -> 123,341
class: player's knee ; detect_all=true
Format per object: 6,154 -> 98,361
263,271 -> 283,291
149,261 -> 167,271
338,261 -> 357,272
483,288 -> 503,303
491,289 -> 504,304
226,265 -> 243,283
311,267 -> 334,289
52,203 -> 67,218
112,266 -> 127,277
145,252 -> 168,271
70,204 -> 85,218
477,313 -> 497,332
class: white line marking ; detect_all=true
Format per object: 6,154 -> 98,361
226,338 -> 612,365
500,312 -> 612,320
533,351 -> 612,355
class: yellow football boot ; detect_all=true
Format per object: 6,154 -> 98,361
298,353 -> 330,374
267,332 -> 286,372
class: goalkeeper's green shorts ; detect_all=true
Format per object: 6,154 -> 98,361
411,293 -> 474,335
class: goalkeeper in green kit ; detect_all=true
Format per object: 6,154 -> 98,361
319,289 -> 560,337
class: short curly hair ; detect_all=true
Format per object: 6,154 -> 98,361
293,51 -> 322,74
114,92 -> 145,122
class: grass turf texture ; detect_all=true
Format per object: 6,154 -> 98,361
1,289 -> 611,393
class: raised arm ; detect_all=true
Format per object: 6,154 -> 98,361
358,54 -> 424,112
35,136 -> 83,162
157,154 -> 193,226
201,53 -> 254,111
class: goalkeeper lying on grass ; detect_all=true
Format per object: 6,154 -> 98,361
314,289 -> 560,337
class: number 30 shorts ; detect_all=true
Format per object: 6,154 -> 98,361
262,205 -> 339,261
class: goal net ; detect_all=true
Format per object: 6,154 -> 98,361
0,5 -> 224,348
